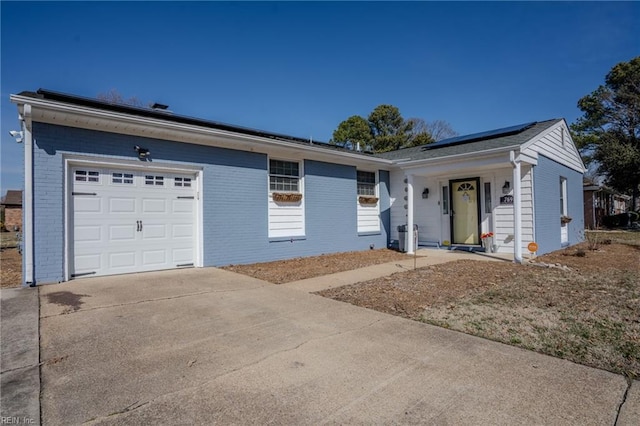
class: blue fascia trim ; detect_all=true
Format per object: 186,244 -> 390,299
268,236 -> 307,243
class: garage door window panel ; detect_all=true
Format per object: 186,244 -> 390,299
112,172 -> 134,185
145,175 -> 164,186
75,170 -> 100,183
174,177 -> 192,188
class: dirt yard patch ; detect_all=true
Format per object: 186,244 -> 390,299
318,235 -> 640,378
221,249 -> 408,284
1,248 -> 22,288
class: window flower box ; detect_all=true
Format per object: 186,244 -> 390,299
272,192 -> 302,203
358,196 -> 379,204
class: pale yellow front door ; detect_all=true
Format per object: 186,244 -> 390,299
451,179 -> 480,245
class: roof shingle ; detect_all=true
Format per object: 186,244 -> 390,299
375,119 -> 562,162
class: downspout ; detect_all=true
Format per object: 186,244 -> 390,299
21,104 -> 35,286
510,151 -> 523,263
406,174 -> 415,254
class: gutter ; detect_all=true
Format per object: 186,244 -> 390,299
392,145 -> 521,168
510,150 -> 523,264
19,103 -> 35,286
10,94 -> 394,167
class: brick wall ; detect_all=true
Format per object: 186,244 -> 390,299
31,122 -> 390,283
533,155 -> 584,254
4,207 -> 22,230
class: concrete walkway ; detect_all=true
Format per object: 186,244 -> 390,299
282,248 -> 513,293
1,287 -> 40,424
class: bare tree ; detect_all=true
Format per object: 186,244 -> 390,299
97,89 -> 144,107
426,119 -> 458,141
406,118 -> 458,142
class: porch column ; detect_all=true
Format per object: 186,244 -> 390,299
406,173 -> 415,254
511,153 -> 523,263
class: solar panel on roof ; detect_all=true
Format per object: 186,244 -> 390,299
422,122 -> 537,150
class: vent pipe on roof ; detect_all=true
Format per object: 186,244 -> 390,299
151,102 -> 173,114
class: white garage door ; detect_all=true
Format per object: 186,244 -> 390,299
71,166 -> 197,278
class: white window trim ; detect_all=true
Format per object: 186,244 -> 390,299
356,169 -> 380,234
268,157 -> 304,195
267,156 -> 304,198
560,177 -> 568,217
356,169 -> 378,198
267,156 -> 305,239
63,155 -> 203,281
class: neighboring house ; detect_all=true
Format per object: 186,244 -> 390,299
10,89 -> 585,286
1,190 -> 23,231
583,182 -> 630,229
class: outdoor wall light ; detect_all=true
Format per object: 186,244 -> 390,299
502,181 -> 511,194
134,145 -> 150,160
9,130 -> 23,143
422,188 -> 429,199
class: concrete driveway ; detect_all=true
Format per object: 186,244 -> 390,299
38,267 -> 631,425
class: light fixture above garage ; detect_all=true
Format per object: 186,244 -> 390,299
134,145 -> 150,160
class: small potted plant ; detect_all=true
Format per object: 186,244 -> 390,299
481,232 -> 494,252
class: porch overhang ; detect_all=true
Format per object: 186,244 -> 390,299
394,146 -> 537,177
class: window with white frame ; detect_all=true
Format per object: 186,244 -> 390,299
356,170 -> 380,233
484,182 -> 492,213
268,159 -> 304,238
560,177 -> 568,216
357,171 -> 376,196
269,159 -> 300,192
442,186 -> 449,214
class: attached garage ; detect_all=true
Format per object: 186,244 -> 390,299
69,164 -> 200,278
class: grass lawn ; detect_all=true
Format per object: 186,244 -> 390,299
318,230 -> 640,379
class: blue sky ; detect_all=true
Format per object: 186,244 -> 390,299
1,1 -> 638,193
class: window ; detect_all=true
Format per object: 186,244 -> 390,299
560,177 -> 567,216
145,175 -> 164,186
75,170 -> 100,183
269,159 -> 299,192
174,177 -> 192,187
442,186 -> 449,214
484,182 -> 492,213
357,171 -> 376,196
112,172 -> 134,185
457,182 -> 474,191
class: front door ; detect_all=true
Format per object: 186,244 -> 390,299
450,178 -> 481,245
